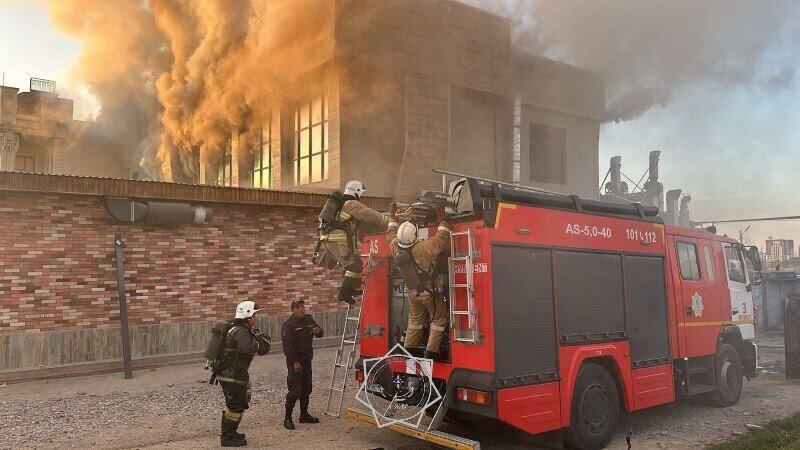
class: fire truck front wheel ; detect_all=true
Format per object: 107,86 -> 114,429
565,363 -> 620,450
712,343 -> 743,407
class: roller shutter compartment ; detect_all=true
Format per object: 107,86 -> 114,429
624,255 -> 670,367
556,251 -> 626,344
492,244 -> 558,386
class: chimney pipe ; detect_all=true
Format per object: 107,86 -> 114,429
648,150 -> 661,182
679,195 -> 692,227
609,156 -> 622,194
665,189 -> 682,225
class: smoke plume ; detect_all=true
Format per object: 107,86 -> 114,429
466,0 -> 800,122
45,0 -> 799,178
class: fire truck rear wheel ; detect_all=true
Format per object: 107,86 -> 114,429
565,363 -> 620,450
712,343 -> 743,407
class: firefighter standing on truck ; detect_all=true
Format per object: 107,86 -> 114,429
387,207 -> 450,360
282,299 -> 324,430
314,180 -> 389,304
214,301 -> 271,447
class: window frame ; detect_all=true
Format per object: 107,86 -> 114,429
251,118 -> 273,189
529,123 -> 566,185
14,155 -> 36,173
702,245 -> 716,282
676,242 -> 702,280
217,140 -> 232,187
724,245 -> 747,284
294,92 -> 329,185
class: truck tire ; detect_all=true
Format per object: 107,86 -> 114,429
565,363 -> 620,449
712,343 -> 743,407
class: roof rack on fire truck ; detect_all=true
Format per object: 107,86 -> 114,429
434,169 -> 662,224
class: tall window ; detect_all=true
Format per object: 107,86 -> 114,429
529,124 -> 566,184
217,140 -> 232,187
14,155 -> 36,173
294,93 -> 329,185
676,242 -> 701,280
252,119 -> 273,189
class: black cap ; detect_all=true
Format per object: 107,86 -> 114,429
290,299 -> 305,309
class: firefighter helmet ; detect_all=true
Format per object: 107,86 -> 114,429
344,180 -> 366,199
235,300 -> 261,319
397,222 -> 418,248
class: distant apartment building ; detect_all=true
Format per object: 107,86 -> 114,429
765,238 -> 795,262
0,78 -> 129,179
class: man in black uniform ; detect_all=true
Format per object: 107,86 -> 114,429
216,300 -> 271,447
282,299 -> 324,430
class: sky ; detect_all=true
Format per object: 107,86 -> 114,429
1,0 -> 798,250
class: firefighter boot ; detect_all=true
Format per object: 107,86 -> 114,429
299,398 -> 320,424
221,411 -> 247,447
423,350 -> 440,361
284,402 -> 296,430
336,277 -> 360,304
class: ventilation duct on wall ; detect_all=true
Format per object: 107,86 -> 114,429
105,198 -> 213,225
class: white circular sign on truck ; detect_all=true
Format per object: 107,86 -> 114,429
354,343 -> 442,429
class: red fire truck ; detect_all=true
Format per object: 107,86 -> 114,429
349,175 -> 761,449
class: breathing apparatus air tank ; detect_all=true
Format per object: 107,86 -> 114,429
204,319 -> 231,366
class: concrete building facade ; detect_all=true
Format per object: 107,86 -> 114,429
765,238 -> 795,262
190,0 -> 604,201
0,79 -> 129,179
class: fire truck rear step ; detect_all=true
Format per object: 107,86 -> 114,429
346,408 -> 480,450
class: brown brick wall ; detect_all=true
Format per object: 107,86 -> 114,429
0,191 -> 343,334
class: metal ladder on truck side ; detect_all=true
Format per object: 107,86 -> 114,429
325,250 -> 380,417
448,228 -> 480,344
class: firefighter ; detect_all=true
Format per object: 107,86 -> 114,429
315,180 -> 390,304
387,207 -> 450,360
282,299 -> 324,430
216,301 -> 271,447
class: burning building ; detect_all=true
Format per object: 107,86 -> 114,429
0,79 -> 129,178
184,0 -> 605,200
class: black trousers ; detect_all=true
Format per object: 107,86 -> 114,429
221,381 -> 250,413
285,359 -> 313,415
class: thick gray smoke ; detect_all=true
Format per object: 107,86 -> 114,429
464,0 -> 800,122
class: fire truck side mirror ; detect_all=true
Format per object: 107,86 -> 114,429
746,245 -> 763,272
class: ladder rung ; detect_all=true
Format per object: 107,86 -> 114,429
335,363 -> 349,368
347,316 -> 360,321
330,387 -> 344,392
451,310 -> 471,315
343,340 -> 356,344
450,231 -> 470,236
449,256 -> 469,261
450,283 -> 469,288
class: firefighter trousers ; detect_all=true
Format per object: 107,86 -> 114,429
322,240 -> 363,301
405,292 -> 447,353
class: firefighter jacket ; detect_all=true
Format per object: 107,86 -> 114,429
321,197 -> 390,256
281,314 -> 324,364
218,319 -> 271,383
387,220 -> 451,299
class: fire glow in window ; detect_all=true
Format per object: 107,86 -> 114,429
217,140 -> 232,187
252,118 -> 273,189
294,93 -> 329,185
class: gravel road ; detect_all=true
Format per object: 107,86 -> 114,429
1,331 -> 798,449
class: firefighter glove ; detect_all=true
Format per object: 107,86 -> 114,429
293,362 -> 302,372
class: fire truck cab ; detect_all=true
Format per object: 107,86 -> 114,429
355,176 -> 760,449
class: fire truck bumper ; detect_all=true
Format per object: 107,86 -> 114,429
345,407 -> 480,450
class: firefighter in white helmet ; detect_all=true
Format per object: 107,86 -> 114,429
216,301 -> 271,447
314,180 -> 390,304
387,207 -> 450,359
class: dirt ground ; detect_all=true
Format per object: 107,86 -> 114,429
1,330 -> 798,449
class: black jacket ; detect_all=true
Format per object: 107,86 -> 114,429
219,319 -> 271,382
281,314 -> 324,364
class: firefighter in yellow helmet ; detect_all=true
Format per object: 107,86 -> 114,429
386,207 -> 450,359
314,180 -> 390,304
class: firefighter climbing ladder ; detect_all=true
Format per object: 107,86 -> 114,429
325,250 -> 379,418
448,228 -> 480,344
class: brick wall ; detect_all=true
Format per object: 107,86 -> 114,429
0,191 -> 341,334
0,173 -> 392,379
